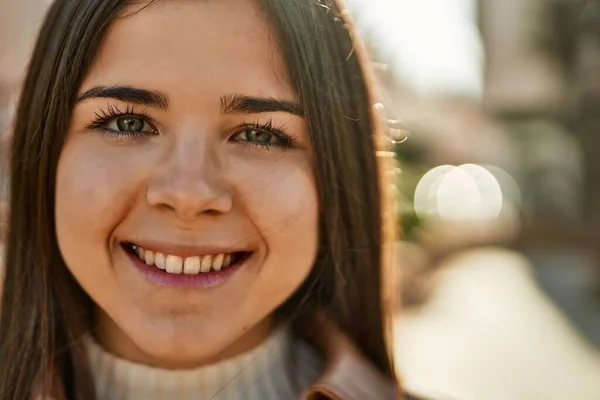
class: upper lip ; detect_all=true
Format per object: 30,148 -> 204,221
123,240 -> 251,258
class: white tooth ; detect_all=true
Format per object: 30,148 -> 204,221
212,253 -> 224,271
138,247 -> 145,259
223,254 -> 232,268
200,255 -> 213,273
166,255 -> 183,274
154,252 -> 166,270
183,256 -> 201,275
144,250 -> 155,266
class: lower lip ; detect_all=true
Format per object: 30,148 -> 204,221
124,247 -> 246,289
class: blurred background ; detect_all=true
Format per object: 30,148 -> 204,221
1,0 -> 600,399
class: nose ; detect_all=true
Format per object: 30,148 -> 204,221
146,140 -> 232,220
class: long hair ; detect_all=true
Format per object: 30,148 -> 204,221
0,0 -> 397,398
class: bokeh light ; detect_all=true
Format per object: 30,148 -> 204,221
414,164 -> 513,222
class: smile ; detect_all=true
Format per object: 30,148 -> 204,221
122,242 -> 252,288
129,243 -> 246,274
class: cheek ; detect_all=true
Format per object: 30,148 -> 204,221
55,141 -> 140,271
233,155 -> 319,289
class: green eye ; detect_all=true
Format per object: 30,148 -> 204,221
230,120 -> 296,150
243,129 -> 275,144
87,104 -> 157,141
113,116 -> 146,133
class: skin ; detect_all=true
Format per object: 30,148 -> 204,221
55,0 -> 318,369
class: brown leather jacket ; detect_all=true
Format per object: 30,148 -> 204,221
301,316 -> 424,400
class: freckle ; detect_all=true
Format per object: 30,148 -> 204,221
242,326 -> 248,331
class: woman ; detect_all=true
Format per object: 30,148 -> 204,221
0,0 -> 419,399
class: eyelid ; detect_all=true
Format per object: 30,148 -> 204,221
231,119 -> 296,148
86,103 -> 159,134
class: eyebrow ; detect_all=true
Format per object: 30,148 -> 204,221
221,94 -> 303,117
76,86 -> 169,110
75,86 -> 303,117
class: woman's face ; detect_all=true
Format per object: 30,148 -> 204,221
56,0 -> 318,368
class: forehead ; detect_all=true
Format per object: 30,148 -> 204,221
82,0 -> 293,102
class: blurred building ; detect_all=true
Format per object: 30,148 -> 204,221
480,0 -> 600,272
0,0 -> 49,82
365,1 -> 600,398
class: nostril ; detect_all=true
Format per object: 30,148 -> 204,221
156,203 -> 177,213
146,176 -> 233,218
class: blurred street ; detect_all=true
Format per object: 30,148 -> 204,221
395,247 -> 600,400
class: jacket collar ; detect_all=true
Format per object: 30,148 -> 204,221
301,314 -> 402,400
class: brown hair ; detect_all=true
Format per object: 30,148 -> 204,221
0,0 -> 397,398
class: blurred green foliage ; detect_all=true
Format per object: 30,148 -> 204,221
391,132 -> 429,242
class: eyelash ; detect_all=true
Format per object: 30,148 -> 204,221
86,104 -> 297,150
86,104 -> 156,141
232,119 -> 296,150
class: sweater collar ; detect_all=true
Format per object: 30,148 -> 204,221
85,324 -> 323,400
84,314 -> 404,400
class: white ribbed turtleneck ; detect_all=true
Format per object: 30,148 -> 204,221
85,326 -> 324,400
